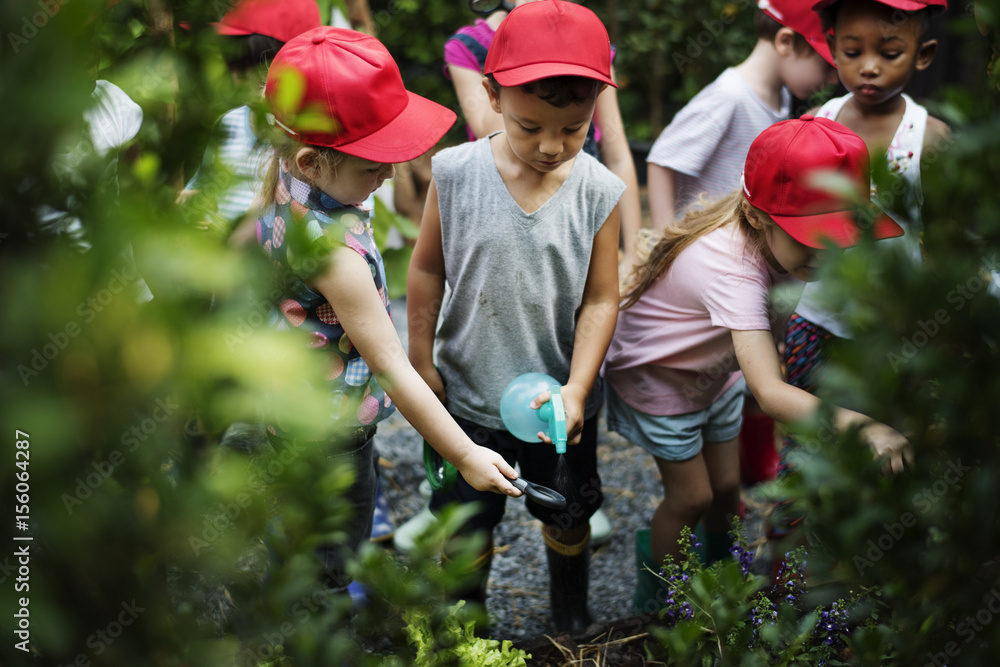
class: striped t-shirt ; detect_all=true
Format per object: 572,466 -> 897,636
647,68 -> 790,218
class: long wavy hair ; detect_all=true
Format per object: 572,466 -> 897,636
620,190 -> 769,309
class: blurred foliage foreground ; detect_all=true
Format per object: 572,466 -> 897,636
2,1 -> 1000,666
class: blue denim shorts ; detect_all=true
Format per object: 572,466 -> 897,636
605,377 -> 747,462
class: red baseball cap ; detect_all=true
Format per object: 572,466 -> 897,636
742,115 -> 904,249
266,27 -> 456,162
213,0 -> 322,44
484,0 -> 616,88
812,0 -> 948,16
757,0 -> 835,67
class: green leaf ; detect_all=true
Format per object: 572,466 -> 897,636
271,66 -> 307,117
381,246 -> 414,300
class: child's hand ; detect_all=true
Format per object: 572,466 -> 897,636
862,422 -> 914,474
530,383 -> 588,445
452,446 -> 520,495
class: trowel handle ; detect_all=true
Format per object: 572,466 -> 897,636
537,384 -> 567,455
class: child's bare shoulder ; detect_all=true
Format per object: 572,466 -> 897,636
923,114 -> 952,151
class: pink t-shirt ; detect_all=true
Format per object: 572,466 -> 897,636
603,224 -> 798,416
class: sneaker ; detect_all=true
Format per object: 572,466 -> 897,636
392,480 -> 438,554
370,477 -> 395,543
590,508 -> 612,547
392,506 -> 439,554
348,580 -> 368,608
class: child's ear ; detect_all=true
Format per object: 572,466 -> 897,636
483,76 -> 503,115
743,200 -> 766,230
914,38 -> 938,72
295,147 -> 321,181
774,27 -> 797,57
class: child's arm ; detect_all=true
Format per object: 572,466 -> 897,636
534,205 -> 622,445
448,67 -> 504,140
312,246 -> 519,494
922,116 -> 952,163
594,84 -> 642,268
647,163 -> 678,232
732,329 -> 912,473
406,177 -> 448,402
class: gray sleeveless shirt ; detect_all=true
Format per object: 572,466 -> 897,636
431,134 -> 625,429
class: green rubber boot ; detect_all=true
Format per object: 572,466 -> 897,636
692,522 -> 732,565
704,529 -> 733,565
631,528 -> 671,614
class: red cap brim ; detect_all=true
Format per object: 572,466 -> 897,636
322,92 -> 457,163
812,0 -> 947,15
211,21 -> 253,36
492,62 -> 617,88
771,209 -> 905,249
804,33 -> 836,67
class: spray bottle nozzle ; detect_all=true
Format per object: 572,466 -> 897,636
500,373 -> 568,454
536,385 -> 567,455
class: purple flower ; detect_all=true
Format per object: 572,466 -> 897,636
728,520 -> 754,576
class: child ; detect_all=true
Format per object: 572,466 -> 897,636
647,0 -> 839,231
790,0 -> 949,362
772,0 -> 950,552
182,0 -> 321,245
605,116 -> 912,611
257,26 -> 520,601
647,0 -> 840,490
407,0 -> 624,634
394,0 -> 623,552
444,0 -> 643,272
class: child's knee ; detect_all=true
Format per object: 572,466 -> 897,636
667,489 -> 713,519
711,476 -> 741,500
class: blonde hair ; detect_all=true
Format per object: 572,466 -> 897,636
621,190 -> 769,309
259,129 -> 348,209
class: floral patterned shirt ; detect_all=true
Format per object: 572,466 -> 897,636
257,159 -> 395,436
796,93 -> 930,339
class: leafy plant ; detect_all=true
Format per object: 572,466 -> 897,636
647,522 -> 886,666
404,601 -> 531,667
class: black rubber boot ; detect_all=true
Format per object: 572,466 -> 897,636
544,528 -> 594,636
451,547 -> 493,607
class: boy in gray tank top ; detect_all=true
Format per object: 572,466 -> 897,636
407,0 -> 625,636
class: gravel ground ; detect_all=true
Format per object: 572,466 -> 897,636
375,298 -> 773,645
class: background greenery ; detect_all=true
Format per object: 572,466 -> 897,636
367,0 -> 760,143
1,0 -> 999,665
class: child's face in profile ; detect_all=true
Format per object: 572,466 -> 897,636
486,84 -> 596,175
828,0 -> 936,109
779,45 -> 839,102
311,154 -> 395,206
759,216 -> 824,282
